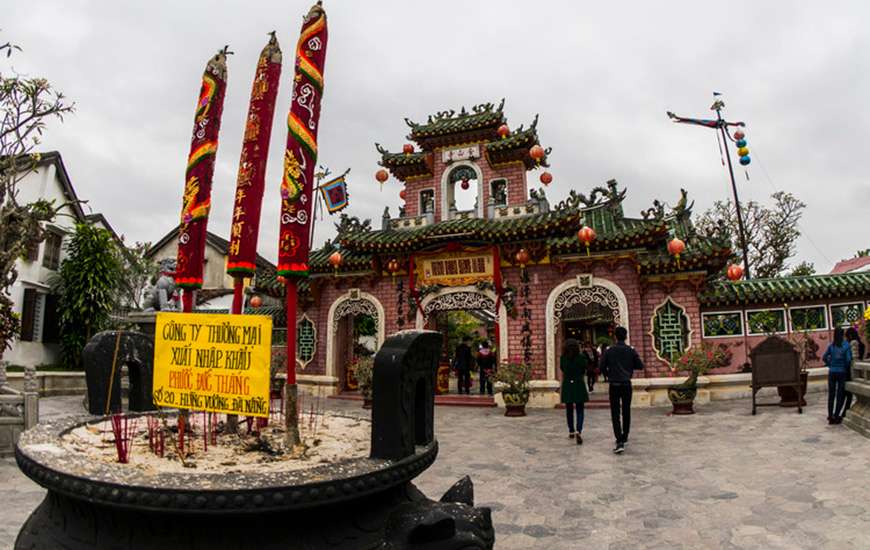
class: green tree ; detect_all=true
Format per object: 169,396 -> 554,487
788,261 -> 816,277
0,34 -> 74,357
56,224 -> 122,368
116,241 -> 156,310
696,191 -> 805,278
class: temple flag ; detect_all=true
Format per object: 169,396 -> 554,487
277,2 -> 328,278
227,34 -> 282,277
175,48 -> 229,289
319,172 -> 349,214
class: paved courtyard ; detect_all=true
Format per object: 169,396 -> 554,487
2,393 -> 869,549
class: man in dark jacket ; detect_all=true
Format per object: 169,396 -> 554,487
453,336 -> 473,395
600,326 -> 644,454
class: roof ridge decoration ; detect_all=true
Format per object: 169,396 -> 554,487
334,213 -> 372,239
404,98 -> 506,128
555,179 -> 626,211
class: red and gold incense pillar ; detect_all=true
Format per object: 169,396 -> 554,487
175,48 -> 229,312
227,34 -> 282,309
277,2 -> 328,446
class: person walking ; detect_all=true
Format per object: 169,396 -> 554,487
584,342 -> 598,392
842,327 -> 864,415
560,339 -> 589,444
598,341 -> 610,383
823,327 -> 853,424
600,326 -> 644,454
453,335 -> 473,395
477,340 -> 496,396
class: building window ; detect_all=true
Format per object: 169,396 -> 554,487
42,230 -> 63,270
746,309 -> 786,335
702,312 -> 743,338
789,306 -> 827,332
490,179 -> 507,205
830,303 -> 864,328
24,240 -> 40,262
650,298 -> 690,362
19,288 -> 38,342
296,314 -> 317,369
420,190 -> 435,214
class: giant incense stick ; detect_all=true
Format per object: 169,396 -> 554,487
176,48 -> 229,312
277,2 -> 328,446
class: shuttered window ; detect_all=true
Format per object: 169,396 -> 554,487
20,288 -> 37,342
42,231 -> 62,270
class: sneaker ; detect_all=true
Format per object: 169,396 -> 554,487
613,442 -> 624,454
569,432 -> 575,439
576,434 -> 583,445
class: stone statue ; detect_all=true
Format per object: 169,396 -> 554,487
142,258 -> 178,312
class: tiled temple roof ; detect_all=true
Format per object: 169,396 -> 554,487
484,120 -> 550,169
376,145 -> 433,181
699,272 -> 870,306
405,100 -> 507,150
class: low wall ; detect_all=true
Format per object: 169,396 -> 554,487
844,361 -> 870,438
0,387 -> 39,457
6,371 -> 87,397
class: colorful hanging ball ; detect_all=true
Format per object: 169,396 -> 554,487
529,144 -> 545,163
250,295 -> 263,308
497,124 -> 510,139
399,189 -> 406,201
402,143 -> 414,155
540,171 -> 553,186
577,226 -> 597,245
737,147 -> 749,157
727,264 -> 744,281
736,139 -> 747,148
734,130 -> 745,140
739,156 -> 751,166
375,169 -> 389,183
461,178 -> 470,190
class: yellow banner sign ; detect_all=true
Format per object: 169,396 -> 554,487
418,248 -> 494,287
153,312 -> 272,417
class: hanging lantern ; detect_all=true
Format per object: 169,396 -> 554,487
733,130 -> 745,140
250,295 -> 263,308
577,226 -> 596,256
540,171 -> 553,186
277,275 -> 286,285
667,237 -> 686,268
736,139 -> 747,148
461,177 -> 470,190
399,189 -> 406,201
726,264 -> 744,281
375,169 -> 389,183
515,248 -> 530,267
497,124 -> 510,139
529,144 -> 545,164
386,257 -> 400,277
402,143 -> 414,155
329,250 -> 343,274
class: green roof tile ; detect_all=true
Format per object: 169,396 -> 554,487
700,272 -> 870,306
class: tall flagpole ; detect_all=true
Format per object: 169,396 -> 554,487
714,101 -> 751,280
276,2 -> 329,447
176,48 -> 229,311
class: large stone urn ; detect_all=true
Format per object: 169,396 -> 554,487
15,331 -> 495,549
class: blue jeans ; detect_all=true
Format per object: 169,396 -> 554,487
566,402 -> 585,433
828,371 -> 847,419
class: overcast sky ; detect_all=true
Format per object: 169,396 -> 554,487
6,1 -> 869,273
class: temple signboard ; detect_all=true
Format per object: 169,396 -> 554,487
417,247 -> 494,287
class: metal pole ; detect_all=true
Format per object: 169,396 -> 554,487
717,108 -> 752,280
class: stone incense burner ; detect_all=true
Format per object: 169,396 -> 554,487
15,331 -> 495,549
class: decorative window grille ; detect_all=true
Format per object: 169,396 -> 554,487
296,314 -> 317,369
789,306 -> 827,332
702,312 -> 743,338
746,310 -> 786,335
651,298 -> 690,362
830,303 -> 863,328
420,190 -> 435,214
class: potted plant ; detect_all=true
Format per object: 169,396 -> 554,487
668,344 -> 728,415
492,361 -> 531,417
355,357 -> 374,409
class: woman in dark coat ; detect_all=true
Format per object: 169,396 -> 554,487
561,339 -> 590,444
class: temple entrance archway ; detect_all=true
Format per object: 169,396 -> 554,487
326,289 -> 385,390
416,287 -> 508,355
545,275 -> 629,380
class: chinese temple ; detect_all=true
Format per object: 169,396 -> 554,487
256,100 -> 870,405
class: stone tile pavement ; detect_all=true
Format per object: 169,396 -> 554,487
2,394 -> 869,549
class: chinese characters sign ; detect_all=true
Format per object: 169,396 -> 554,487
417,248 -> 494,287
153,312 -> 272,417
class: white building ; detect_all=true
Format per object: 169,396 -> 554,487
4,152 -> 116,367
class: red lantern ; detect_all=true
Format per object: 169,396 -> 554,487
375,169 -> 389,183
733,130 -> 745,140
387,257 -> 400,276
727,264 -> 744,281
403,143 -> 414,155
577,226 -> 596,256
667,238 -> 686,268
399,189 -> 406,201
250,295 -> 263,309
529,144 -> 545,164
540,171 -> 553,186
329,250 -> 343,273
461,178 -> 470,190
497,124 -> 510,139
277,275 -> 286,284
515,248 -> 530,267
